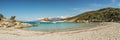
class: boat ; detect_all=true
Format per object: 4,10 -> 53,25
52,22 -> 57,23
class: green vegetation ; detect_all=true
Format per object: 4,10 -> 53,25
10,16 -> 16,22
10,16 -> 16,20
0,14 -> 4,18
64,7 -> 120,22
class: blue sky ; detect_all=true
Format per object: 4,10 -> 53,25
0,0 -> 120,21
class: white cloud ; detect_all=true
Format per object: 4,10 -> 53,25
59,16 -> 69,18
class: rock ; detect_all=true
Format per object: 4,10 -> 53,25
14,23 -> 32,29
0,14 -> 32,29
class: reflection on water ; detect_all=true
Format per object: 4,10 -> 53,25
23,22 -> 98,32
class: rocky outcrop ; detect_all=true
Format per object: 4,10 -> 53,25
41,17 -> 52,21
0,14 -> 32,29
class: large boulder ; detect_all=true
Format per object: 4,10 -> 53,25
14,23 -> 32,29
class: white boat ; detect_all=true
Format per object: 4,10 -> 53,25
52,22 -> 57,23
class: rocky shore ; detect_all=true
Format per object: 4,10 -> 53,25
0,14 -> 32,29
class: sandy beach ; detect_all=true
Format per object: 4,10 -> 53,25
0,22 -> 120,40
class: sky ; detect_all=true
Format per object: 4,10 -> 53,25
0,0 -> 120,21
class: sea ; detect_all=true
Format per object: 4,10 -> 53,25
23,22 -> 98,32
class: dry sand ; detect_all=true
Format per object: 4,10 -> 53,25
0,22 -> 120,40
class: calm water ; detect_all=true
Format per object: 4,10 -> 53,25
23,22 -> 98,32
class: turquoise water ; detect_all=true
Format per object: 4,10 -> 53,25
23,22 -> 98,32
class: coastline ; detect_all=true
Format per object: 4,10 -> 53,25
0,22 -> 120,40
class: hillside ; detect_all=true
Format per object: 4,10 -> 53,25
64,7 -> 120,22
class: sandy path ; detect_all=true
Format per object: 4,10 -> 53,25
0,22 -> 120,40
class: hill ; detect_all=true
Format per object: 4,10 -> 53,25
64,7 -> 120,22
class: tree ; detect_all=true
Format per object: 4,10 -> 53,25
10,16 -> 16,20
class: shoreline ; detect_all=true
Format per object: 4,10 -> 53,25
0,22 -> 120,40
